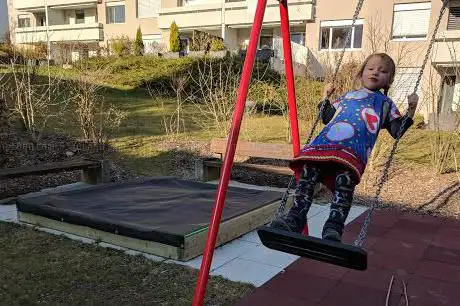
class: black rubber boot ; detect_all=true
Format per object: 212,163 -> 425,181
322,171 -> 355,242
270,166 -> 321,233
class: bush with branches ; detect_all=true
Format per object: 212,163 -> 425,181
110,35 -> 132,57
169,22 -> 180,52
210,39 -> 225,52
2,61 -> 71,146
134,27 -> 144,56
71,63 -> 128,146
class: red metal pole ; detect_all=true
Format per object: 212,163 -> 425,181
191,1 -> 267,305
279,0 -> 300,161
279,0 -> 308,235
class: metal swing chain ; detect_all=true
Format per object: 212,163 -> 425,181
275,0 -> 366,220
354,0 -> 450,247
306,0 -> 366,144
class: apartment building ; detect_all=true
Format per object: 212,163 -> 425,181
7,0 -> 163,59
158,0 -> 460,129
158,0 -> 460,128
305,0 -> 460,129
6,0 -> 460,127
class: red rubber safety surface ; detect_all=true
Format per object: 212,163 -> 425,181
237,210 -> 460,306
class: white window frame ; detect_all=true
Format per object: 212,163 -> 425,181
447,6 -> 460,31
18,15 -> 31,28
391,2 -> 432,41
106,1 -> 126,24
75,10 -> 85,24
137,0 -> 160,19
319,19 -> 364,52
390,67 -> 422,106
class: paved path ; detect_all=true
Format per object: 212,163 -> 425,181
236,209 -> 460,305
0,181 -> 367,287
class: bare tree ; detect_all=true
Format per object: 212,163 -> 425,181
162,73 -> 188,136
365,13 -> 420,67
187,58 -> 241,135
6,57 -> 71,146
71,63 -> 127,146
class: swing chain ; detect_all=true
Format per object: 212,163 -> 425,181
308,0 -> 366,144
354,0 -> 449,247
277,0 -> 366,221
274,176 -> 295,219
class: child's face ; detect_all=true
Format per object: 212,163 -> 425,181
361,56 -> 392,91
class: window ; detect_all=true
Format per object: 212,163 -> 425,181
390,67 -> 421,105
107,2 -> 126,24
392,3 -> 431,40
75,10 -> 85,24
320,20 -> 364,51
440,75 -> 460,113
18,16 -> 31,28
259,35 -> 273,49
454,76 -> 460,112
137,0 -> 160,18
291,32 -> 305,45
36,14 -> 46,26
448,7 -> 460,30
143,34 -> 163,54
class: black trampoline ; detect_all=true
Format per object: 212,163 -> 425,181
16,177 -> 282,260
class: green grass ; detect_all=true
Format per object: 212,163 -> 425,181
0,222 -> 254,306
66,87 -> 456,176
1,61 -> 459,305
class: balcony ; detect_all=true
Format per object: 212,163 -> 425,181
14,0 -> 99,11
431,30 -> 460,65
159,3 -> 223,30
15,23 -> 104,44
158,0 -> 314,30
225,0 -> 314,28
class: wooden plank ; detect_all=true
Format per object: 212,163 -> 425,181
18,212 -> 183,260
236,163 -> 293,175
203,160 -> 293,176
183,198 -> 292,260
210,138 -> 294,160
17,197 -> 293,262
0,160 -> 100,179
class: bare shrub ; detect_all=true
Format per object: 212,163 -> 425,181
146,81 -> 169,109
187,58 -> 241,135
162,74 -> 188,136
0,72 -> 10,130
365,14 -> 417,66
430,130 -> 456,174
6,61 -> 70,146
110,35 -> 133,57
71,64 -> 127,146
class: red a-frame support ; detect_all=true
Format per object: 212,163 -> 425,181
192,1 -> 304,304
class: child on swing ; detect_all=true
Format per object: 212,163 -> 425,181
271,53 -> 419,242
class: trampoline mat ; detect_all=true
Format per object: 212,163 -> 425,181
17,177 -> 282,247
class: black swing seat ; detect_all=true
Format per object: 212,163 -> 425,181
257,226 -> 367,271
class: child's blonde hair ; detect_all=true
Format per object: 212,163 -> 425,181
355,53 -> 396,96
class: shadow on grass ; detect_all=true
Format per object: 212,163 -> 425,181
1,73 -> 207,139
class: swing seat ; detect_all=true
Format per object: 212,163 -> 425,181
257,226 -> 367,270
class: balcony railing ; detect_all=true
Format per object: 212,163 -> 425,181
14,0 -> 98,11
159,3 -> 223,30
158,0 -> 314,30
432,30 -> 460,64
15,23 -> 104,44
225,0 -> 314,26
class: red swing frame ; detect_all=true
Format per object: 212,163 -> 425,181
192,1 -> 303,304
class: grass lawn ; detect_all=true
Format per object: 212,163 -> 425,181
0,222 -> 254,305
96,87 -> 458,176
1,64 -> 458,305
